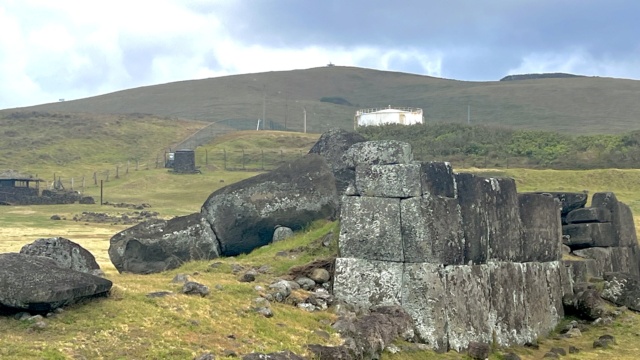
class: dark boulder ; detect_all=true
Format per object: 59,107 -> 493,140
517,193 -> 562,262
592,192 -> 639,247
108,212 -> 219,274
308,128 -> 366,194
534,192 -> 587,224
467,342 -> 491,360
566,207 -> 612,224
202,154 -> 338,256
0,253 -> 112,313
420,161 -> 456,198
20,237 -> 101,274
562,223 -> 615,249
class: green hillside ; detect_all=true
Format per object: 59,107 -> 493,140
6,66 -> 640,134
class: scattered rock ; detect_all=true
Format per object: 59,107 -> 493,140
194,352 -> 215,360
242,351 -> 305,360
272,226 -> 294,242
309,268 -> 331,284
50,215 -> 61,220
467,341 -> 491,359
569,346 -> 580,353
502,353 -> 521,360
542,352 -> 559,359
171,273 -> 192,284
549,347 -> 566,356
593,334 -> 616,348
181,282 -> 210,297
239,273 -> 256,282
146,291 -> 174,298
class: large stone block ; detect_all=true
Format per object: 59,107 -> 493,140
420,162 -> 456,198
592,192 -> 639,247
522,262 -> 562,340
442,264 -> 493,352
456,173 -> 523,264
339,196 -> 403,261
332,258 -> 403,310
573,247 -> 613,274
533,192 -> 587,224
566,207 -> 612,224
487,262 -> 529,346
401,195 -> 465,265
402,263 -> 448,351
343,140 -> 413,168
562,223 -> 615,249
610,246 -> 640,277
518,193 -> 562,262
563,258 -> 602,283
355,164 -> 422,198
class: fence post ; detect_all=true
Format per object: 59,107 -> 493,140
126,161 -> 130,175
106,170 -> 110,182
71,178 -> 74,190
93,172 -> 97,185
116,165 -> 120,179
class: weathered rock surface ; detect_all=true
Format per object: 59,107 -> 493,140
536,192 -> 587,224
592,192 -> 639,247
0,253 -> 112,312
566,207 -> 612,224
339,196 -> 403,261
355,164 -> 422,198
420,162 -> 456,198
602,272 -> 640,311
455,173 -> 523,263
202,154 -> 338,256
333,258 -> 403,310
343,140 -> 413,168
308,128 -> 366,194
272,226 -> 293,243
562,223 -> 615,249
563,258 -> 601,283
571,247 -> 640,276
401,195 -> 465,265
20,237 -> 101,274
109,212 -> 219,274
518,193 -> 562,262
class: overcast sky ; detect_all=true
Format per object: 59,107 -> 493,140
1,0 -> 639,109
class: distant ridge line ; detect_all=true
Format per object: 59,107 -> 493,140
500,73 -> 586,81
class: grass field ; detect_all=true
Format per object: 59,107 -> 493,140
2,130 -> 640,359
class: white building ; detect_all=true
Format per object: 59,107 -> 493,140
354,106 -> 424,129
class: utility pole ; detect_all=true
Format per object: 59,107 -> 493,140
303,107 -> 307,133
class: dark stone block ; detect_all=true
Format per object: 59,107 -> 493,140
592,192 -> 639,247
573,247 -> 613,274
420,162 -> 456,198
533,192 -> 587,217
566,207 -> 612,224
339,196 -> 403,261
562,223 -> 615,249
488,262 -> 528,346
563,258 -> 602,283
518,193 -> 562,262
343,140 -> 413,167
522,262 -> 563,340
610,246 -> 640,277
401,195 -> 465,265
456,173 -> 523,264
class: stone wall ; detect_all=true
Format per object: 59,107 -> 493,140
560,191 -> 640,282
333,140 -> 572,352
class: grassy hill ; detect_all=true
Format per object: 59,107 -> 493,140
6,66 -> 640,135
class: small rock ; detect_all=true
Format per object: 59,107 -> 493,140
14,312 -> 31,321
30,321 -> 47,330
194,352 -> 215,360
257,265 -> 270,273
238,273 -> 256,282
255,307 -> 273,318
171,273 -> 192,283
231,264 -> 244,274
272,226 -> 294,242
27,315 -> 44,322
254,285 -> 264,292
467,341 -> 490,360
593,335 -> 616,349
385,344 -> 400,354
309,268 -> 331,284
295,276 -> 316,290
524,341 -> 539,350
215,284 -> 224,290
181,281 -> 210,297
568,346 -> 580,354
502,353 -> 521,360
298,303 -> 316,312
146,291 -> 174,298
313,330 -> 330,340
50,215 -> 62,220
565,328 -> 582,338
209,262 -> 223,268
222,349 -> 237,357
550,347 -> 566,356
542,352 -> 559,359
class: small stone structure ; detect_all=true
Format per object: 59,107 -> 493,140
333,140 -> 572,352
0,170 -> 87,205
171,149 -> 199,174
561,191 -> 640,281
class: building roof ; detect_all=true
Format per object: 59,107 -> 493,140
0,170 -> 43,181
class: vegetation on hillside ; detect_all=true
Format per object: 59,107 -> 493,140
358,123 -> 640,170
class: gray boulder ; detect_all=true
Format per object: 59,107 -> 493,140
602,272 -> 640,311
592,192 -> 639,247
108,212 -> 219,274
20,237 -> 101,274
272,226 -> 294,242
308,128 -> 366,194
202,154 -> 338,256
0,253 -> 112,312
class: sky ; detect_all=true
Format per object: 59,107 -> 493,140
1,0 -> 639,109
